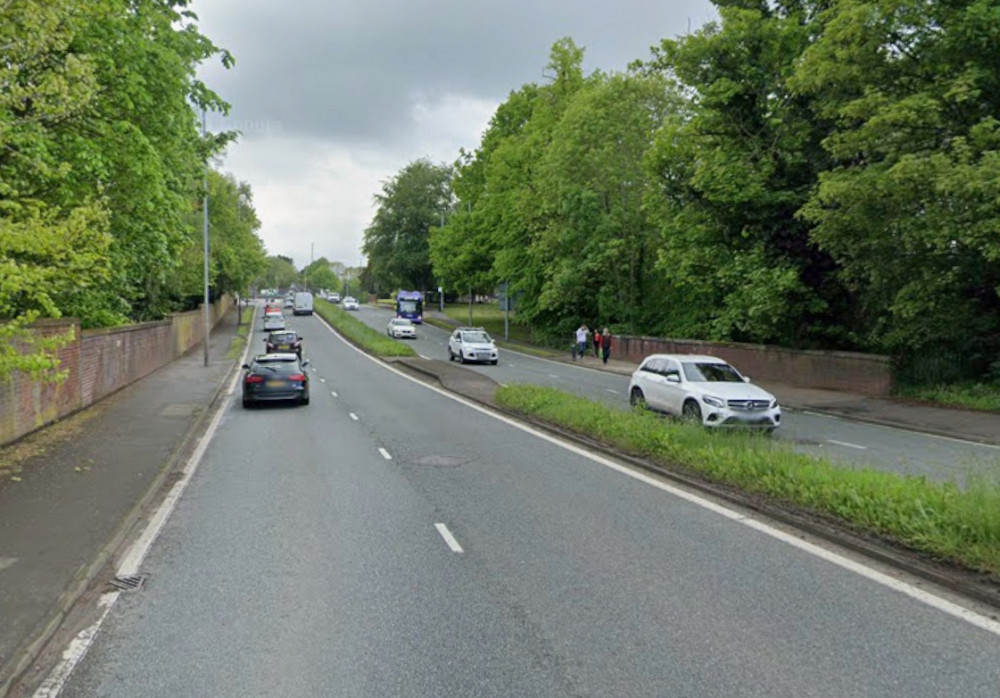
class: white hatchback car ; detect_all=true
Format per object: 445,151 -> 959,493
387,317 -> 416,339
628,354 -> 780,431
342,297 -> 359,310
448,328 -> 498,365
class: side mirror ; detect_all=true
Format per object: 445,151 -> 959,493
666,373 -> 681,384
301,359 -> 311,367
241,363 -> 250,369
743,375 -> 751,383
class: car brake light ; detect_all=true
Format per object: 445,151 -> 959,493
245,374 -> 264,383
288,373 -> 306,381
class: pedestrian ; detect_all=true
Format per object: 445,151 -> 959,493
574,324 -> 589,361
601,327 -> 611,365
593,329 -> 602,358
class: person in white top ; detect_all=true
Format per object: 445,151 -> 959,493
573,324 -> 589,361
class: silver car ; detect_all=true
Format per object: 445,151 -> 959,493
628,354 -> 780,431
387,318 -> 416,338
448,328 -> 498,365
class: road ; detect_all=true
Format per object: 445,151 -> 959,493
43,309 -> 1000,697
357,303 -> 1000,484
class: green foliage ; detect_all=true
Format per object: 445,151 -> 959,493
313,299 -> 416,357
301,258 -> 341,292
261,256 -> 300,291
792,0 -> 1000,369
498,385 -> 1000,574
363,159 -> 453,294
176,171 -> 267,302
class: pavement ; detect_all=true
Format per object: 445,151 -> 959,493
2,303 -> 999,695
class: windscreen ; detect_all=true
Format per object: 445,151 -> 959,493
682,362 -> 743,382
463,332 -> 491,343
398,300 -> 418,313
253,360 -> 301,375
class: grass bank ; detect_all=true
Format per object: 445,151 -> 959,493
496,384 -> 1000,576
896,383 -> 1000,413
314,299 -> 416,358
226,305 -> 255,361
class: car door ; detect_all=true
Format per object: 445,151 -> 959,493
637,358 -> 668,410
659,358 -> 685,416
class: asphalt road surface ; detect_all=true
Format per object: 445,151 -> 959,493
357,304 -> 1000,485
47,309 -> 1000,697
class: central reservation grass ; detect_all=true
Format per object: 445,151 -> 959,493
314,298 -> 416,358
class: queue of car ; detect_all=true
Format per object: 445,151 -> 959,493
251,296 -> 781,433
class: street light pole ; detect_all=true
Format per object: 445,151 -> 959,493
202,109 -> 210,367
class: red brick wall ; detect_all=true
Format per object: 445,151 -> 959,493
0,298 -> 232,448
613,335 -> 892,396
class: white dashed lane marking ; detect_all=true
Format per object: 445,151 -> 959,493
434,524 -> 464,553
378,448 -> 392,460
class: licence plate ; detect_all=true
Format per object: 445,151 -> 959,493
266,380 -> 286,388
277,344 -> 290,349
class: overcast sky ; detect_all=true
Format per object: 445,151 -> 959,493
191,0 -> 718,270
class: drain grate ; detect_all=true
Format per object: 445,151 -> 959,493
109,574 -> 147,592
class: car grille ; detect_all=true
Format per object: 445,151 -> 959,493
727,399 -> 771,411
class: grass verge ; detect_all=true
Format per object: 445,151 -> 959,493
315,299 -> 417,357
226,305 -> 255,361
896,383 -> 1000,413
496,384 -> 1000,576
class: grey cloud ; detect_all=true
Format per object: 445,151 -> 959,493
195,0 -> 716,145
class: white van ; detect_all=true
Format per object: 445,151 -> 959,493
293,291 -> 314,315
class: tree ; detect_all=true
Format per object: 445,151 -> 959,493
0,0 -> 113,376
301,257 -> 342,292
533,71 -> 678,334
261,256 -> 300,290
640,2 -> 845,347
175,171 -> 267,303
792,0 -> 1000,379
362,159 -> 453,293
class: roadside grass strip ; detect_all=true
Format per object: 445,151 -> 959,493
314,299 -> 417,358
225,306 -> 256,360
896,382 -> 1000,413
496,384 -> 1000,576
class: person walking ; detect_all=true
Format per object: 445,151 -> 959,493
574,324 -> 589,361
593,328 -> 602,358
601,327 -> 612,365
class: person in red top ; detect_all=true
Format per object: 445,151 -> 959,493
593,329 -> 602,358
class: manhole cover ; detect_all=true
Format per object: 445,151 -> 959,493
412,455 -> 467,468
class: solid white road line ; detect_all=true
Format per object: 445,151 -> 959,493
548,374 -> 560,379
419,354 -> 431,360
349,413 -> 359,421
378,447 -> 392,460
33,593 -> 119,698
33,321 -> 257,698
312,311 -> 1000,638
606,388 -> 620,394
434,523 -> 464,553
827,439 -> 868,450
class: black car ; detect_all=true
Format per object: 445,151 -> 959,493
241,354 -> 310,407
264,330 -> 303,357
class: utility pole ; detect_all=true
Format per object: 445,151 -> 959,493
202,109 -> 210,367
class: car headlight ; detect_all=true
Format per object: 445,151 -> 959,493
770,399 -> 779,409
703,395 -> 725,408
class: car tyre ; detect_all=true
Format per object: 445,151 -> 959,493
301,396 -> 310,406
242,396 -> 252,409
459,352 -> 466,364
629,387 -> 646,409
490,359 -> 498,365
682,399 -> 702,424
